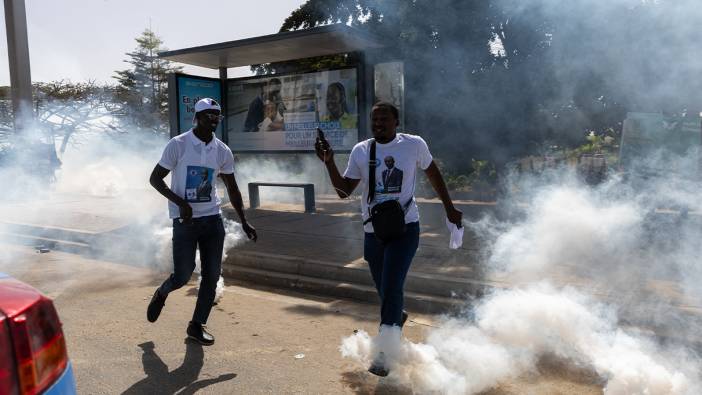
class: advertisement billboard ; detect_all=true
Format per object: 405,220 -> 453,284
226,68 -> 359,152
175,74 -> 222,137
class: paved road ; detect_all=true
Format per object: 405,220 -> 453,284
1,244 -> 601,394
0,244 -> 433,394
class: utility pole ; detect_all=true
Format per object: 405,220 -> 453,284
4,0 -> 33,131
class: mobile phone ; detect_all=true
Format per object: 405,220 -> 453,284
316,127 -> 329,160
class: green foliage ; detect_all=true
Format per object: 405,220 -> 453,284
0,80 -> 127,163
113,29 -> 182,132
423,157 -> 497,194
524,127 -> 621,173
252,53 -> 358,76
275,0 -> 699,175
280,0 -> 379,31
0,86 -> 10,100
32,80 -> 122,154
467,159 -> 498,189
570,129 -> 620,167
445,174 -> 470,191
272,0 -> 546,168
35,80 -> 105,101
251,0 -> 376,75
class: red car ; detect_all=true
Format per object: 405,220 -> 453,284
0,273 -> 76,395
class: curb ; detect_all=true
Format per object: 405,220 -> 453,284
222,264 -> 467,314
223,250 -> 501,313
0,230 -> 92,255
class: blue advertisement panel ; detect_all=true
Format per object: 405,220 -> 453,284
176,75 -> 222,136
226,67 -> 359,152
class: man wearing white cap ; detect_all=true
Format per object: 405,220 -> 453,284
147,98 -> 257,345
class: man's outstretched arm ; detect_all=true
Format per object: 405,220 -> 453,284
314,134 -> 360,198
324,159 -> 361,199
220,172 -> 257,242
424,161 -> 463,226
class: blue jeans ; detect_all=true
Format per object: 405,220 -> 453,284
158,214 -> 225,325
364,222 -> 420,326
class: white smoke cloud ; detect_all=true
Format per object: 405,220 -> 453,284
486,181 -> 643,280
342,283 -> 700,394
0,111 -> 252,302
341,161 -> 702,393
232,153 -> 346,204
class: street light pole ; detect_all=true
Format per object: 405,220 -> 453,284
4,0 -> 33,131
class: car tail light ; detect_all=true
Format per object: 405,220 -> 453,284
0,313 -> 19,395
10,297 -> 68,395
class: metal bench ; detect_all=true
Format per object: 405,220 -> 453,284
248,182 -> 316,213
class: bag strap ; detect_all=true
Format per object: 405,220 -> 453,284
402,197 -> 414,211
367,139 -> 376,205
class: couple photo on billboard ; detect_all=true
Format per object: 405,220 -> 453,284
228,68 -> 359,151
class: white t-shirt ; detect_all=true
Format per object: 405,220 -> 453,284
258,112 -> 284,132
158,129 -> 235,219
343,133 -> 433,232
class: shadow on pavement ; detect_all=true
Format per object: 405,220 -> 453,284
122,340 -> 236,395
282,303 -> 378,324
340,370 -> 412,394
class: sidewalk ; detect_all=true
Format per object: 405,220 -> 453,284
222,196 -> 702,320
221,195 -> 702,349
0,243 -> 444,395
1,191 -> 700,346
222,196 -> 501,312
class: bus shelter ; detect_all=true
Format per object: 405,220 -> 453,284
159,24 -> 402,153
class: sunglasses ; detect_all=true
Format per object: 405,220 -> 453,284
201,113 -> 224,121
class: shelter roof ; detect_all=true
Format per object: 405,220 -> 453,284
158,24 -> 385,69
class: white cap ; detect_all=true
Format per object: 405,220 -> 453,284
194,98 -> 221,113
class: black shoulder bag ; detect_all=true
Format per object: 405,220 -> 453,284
363,139 -> 413,243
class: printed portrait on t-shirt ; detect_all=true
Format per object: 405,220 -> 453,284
381,155 -> 403,193
185,166 -> 214,202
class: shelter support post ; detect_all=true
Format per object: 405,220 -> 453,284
4,0 -> 33,131
167,73 -> 179,137
219,67 -> 228,144
357,51 -> 375,140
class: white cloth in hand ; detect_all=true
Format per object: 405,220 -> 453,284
445,218 -> 464,249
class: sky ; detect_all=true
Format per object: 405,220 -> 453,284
0,0 -> 307,85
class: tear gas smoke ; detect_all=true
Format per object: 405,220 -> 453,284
341,163 -> 702,394
354,0 -> 702,170
338,0 -> 702,392
0,114 -> 252,293
343,284 -> 700,394
232,153 -> 347,205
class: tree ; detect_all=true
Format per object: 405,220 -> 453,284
35,80 -> 122,154
0,86 -> 13,137
272,0 -> 534,170
1,81 -> 117,154
0,80 -> 122,182
274,0 -> 702,173
114,29 -> 182,132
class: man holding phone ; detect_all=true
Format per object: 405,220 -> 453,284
315,102 -> 462,376
147,98 -> 257,345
